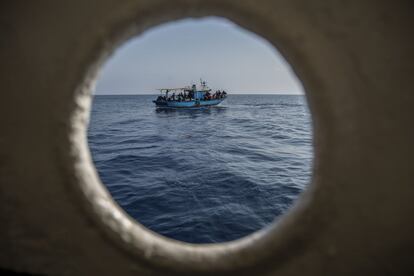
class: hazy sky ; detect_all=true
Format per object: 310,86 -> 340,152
95,17 -> 304,95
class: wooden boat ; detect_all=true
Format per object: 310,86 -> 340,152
153,80 -> 227,108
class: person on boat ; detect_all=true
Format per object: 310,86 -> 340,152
205,91 -> 211,100
215,91 -> 221,99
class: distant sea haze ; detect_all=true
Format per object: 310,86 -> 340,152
88,94 -> 312,243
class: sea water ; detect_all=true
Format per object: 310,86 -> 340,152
88,94 -> 313,243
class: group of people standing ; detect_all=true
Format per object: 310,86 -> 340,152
156,90 -> 227,102
156,90 -> 193,102
203,90 -> 227,101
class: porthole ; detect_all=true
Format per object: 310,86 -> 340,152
69,6 -> 320,274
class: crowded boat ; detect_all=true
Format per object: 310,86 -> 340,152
153,80 -> 227,108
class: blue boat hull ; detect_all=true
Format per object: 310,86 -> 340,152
153,97 -> 226,108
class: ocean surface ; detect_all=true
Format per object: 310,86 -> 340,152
88,94 -> 313,243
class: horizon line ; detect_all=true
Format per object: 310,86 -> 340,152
94,92 -> 304,96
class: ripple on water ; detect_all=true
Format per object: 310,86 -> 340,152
89,94 -> 313,243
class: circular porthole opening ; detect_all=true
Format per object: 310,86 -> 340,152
87,17 -> 313,244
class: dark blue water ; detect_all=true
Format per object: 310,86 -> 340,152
88,94 -> 312,243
